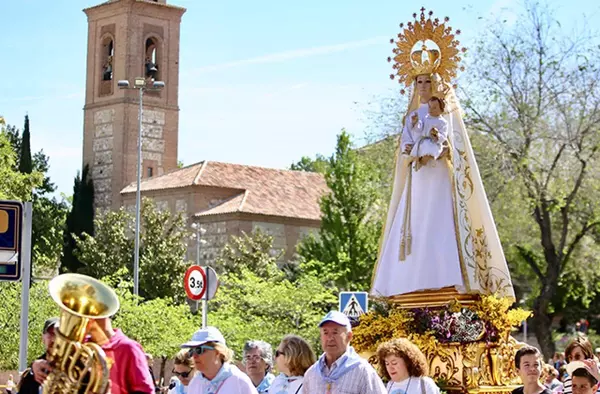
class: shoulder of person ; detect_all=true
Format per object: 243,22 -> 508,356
230,365 -> 256,386
511,386 -> 524,394
420,376 -> 436,385
304,362 -> 319,377
420,376 -> 440,391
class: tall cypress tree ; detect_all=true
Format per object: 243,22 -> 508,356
60,165 -> 95,273
18,115 -> 33,174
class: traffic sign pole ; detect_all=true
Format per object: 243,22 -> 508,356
18,202 -> 32,372
202,265 -> 209,328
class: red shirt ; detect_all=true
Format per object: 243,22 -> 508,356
102,329 -> 154,394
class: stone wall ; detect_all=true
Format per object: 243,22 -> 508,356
195,221 -> 228,266
92,108 -> 115,208
141,110 -> 166,176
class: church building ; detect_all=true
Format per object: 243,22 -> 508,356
81,0 -> 328,265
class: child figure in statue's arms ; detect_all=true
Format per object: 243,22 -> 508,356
408,96 -> 448,169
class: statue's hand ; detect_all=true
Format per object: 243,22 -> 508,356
404,144 -> 413,154
439,146 -> 450,159
430,127 -> 439,142
411,113 -> 418,127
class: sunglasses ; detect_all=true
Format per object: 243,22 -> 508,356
275,350 -> 285,358
172,370 -> 192,378
188,345 -> 215,357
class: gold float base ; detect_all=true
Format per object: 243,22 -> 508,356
428,337 -> 523,393
389,287 -> 480,308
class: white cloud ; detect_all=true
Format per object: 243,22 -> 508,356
187,36 -> 387,74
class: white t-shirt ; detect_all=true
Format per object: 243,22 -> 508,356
267,375 -> 303,394
386,376 -> 440,394
188,364 -> 258,394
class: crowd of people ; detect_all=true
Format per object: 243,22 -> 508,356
6,312 -> 600,394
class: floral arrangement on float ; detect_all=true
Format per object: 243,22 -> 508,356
353,296 -> 531,392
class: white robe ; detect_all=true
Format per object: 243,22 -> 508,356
372,103 -> 464,296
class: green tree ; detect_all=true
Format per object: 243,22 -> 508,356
4,117 -> 69,274
463,4 -> 600,357
210,231 -> 336,354
210,268 -> 336,356
61,165 -> 95,273
0,119 -> 42,201
0,280 -> 59,370
75,198 -> 191,301
214,229 -> 282,278
18,115 -> 32,174
298,130 -> 382,291
289,154 -> 330,173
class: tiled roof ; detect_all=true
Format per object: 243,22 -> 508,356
121,161 -> 328,221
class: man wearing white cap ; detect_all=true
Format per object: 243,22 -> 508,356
303,311 -> 386,393
182,326 -> 258,394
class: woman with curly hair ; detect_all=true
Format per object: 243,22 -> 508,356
376,338 -> 440,394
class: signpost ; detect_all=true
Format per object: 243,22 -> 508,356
184,265 -> 219,328
0,200 -> 23,280
0,201 -> 32,372
339,291 -> 369,319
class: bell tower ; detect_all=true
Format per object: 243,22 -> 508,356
82,0 -> 185,209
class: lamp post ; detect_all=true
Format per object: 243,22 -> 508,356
118,78 -> 165,297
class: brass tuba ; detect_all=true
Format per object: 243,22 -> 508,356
43,274 -> 120,394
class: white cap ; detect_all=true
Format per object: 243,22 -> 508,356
319,311 -> 352,332
567,361 -> 600,383
180,326 -> 226,348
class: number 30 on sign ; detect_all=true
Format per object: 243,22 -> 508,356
184,266 -> 207,300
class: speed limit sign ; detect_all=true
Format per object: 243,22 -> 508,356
184,266 -> 207,301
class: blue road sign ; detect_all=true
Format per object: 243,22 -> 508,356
339,291 -> 369,318
0,201 -> 23,281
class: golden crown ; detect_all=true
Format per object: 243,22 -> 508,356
388,7 -> 466,92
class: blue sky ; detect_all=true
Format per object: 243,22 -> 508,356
0,0 -> 597,197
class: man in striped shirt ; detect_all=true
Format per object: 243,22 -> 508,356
302,311 -> 386,394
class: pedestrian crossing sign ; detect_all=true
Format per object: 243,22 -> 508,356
339,292 -> 369,318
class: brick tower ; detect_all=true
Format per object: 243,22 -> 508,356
82,0 -> 185,210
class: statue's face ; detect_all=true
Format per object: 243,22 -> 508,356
428,99 -> 442,117
416,74 -> 432,100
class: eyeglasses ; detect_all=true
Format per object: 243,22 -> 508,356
188,345 -> 215,357
275,350 -> 285,358
172,370 -> 192,378
244,355 -> 263,363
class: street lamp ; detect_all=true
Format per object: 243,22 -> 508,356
118,77 -> 165,297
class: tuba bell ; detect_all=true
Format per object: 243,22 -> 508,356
43,274 -> 120,394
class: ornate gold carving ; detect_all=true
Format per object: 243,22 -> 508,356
389,8 -> 466,86
420,338 -> 522,393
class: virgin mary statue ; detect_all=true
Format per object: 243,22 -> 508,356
371,9 -> 515,301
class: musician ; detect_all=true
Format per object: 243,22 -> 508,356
88,317 -> 156,394
16,318 -> 58,394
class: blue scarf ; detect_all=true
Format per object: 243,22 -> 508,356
175,380 -> 186,394
256,372 -> 275,393
317,347 -> 363,384
199,362 -> 233,394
